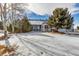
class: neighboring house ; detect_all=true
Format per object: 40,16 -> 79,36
29,20 -> 52,32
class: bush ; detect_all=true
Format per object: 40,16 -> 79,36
0,21 -> 3,30
21,18 -> 31,32
0,45 -> 15,56
77,26 -> 79,30
7,17 -> 31,33
7,24 -> 12,32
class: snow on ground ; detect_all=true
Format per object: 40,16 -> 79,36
0,32 -> 79,56
0,33 -> 4,36
42,32 -> 79,46
0,34 -> 32,56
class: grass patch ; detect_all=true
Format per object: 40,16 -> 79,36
0,45 -> 15,56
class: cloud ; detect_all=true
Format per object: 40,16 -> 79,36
27,3 -> 79,29
71,8 -> 79,15
27,3 -> 76,15
74,24 -> 79,29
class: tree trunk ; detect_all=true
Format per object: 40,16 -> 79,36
11,4 -> 15,33
12,24 -> 14,33
4,30 -> 7,38
0,3 -> 8,39
3,3 -> 8,37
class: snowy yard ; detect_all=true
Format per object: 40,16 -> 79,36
0,32 -> 79,56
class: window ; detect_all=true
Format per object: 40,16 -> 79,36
45,25 -> 48,29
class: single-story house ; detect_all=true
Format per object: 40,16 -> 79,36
29,20 -> 74,32
29,20 -> 52,32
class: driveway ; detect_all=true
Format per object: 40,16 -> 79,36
16,32 -> 79,56
0,32 -> 79,56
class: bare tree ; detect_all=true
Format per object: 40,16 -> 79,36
0,3 -> 29,50
0,3 -> 7,37
0,3 -> 11,48
10,3 -> 28,33
0,3 -> 28,35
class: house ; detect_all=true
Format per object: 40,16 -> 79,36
29,20 -> 74,32
29,20 -> 52,32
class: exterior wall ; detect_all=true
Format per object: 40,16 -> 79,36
29,20 -> 52,32
31,24 -> 51,32
41,24 -> 51,32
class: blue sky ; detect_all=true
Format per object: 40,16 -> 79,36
71,3 -> 79,28
72,13 -> 79,26
26,3 -> 79,28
